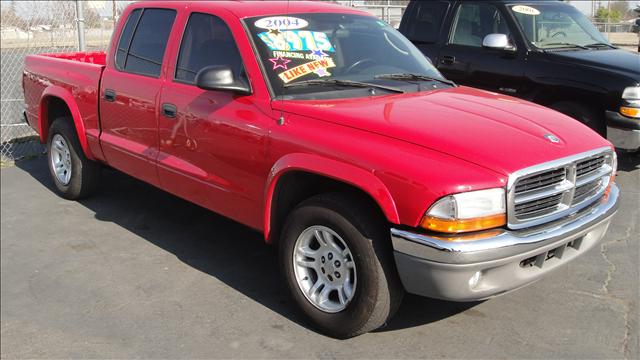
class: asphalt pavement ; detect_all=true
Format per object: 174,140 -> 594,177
1,154 -> 638,359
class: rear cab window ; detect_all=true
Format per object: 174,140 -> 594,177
115,8 -> 177,77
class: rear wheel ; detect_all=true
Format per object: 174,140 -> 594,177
47,118 -> 100,199
551,101 -> 606,136
279,193 -> 403,338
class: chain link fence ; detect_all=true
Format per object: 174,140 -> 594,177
0,1 -> 130,163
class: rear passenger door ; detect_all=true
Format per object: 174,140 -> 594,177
437,2 -> 525,94
99,7 -> 177,186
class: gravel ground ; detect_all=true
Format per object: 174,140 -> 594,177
1,154 -> 638,359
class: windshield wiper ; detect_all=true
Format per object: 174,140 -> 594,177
374,73 -> 456,87
283,79 -> 405,93
585,42 -> 616,49
543,42 -> 589,50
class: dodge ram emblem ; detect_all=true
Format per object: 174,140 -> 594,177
544,134 -> 560,143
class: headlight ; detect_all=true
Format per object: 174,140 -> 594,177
420,188 -> 506,234
622,86 -> 640,100
621,86 -> 640,118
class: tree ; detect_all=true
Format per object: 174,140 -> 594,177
595,7 -> 623,23
1,6 -> 28,30
82,5 -> 102,29
610,1 -> 629,15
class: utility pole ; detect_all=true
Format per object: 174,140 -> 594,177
606,0 -> 611,34
112,0 -> 117,29
75,0 -> 86,51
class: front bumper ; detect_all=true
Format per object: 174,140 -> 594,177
391,185 -> 619,302
606,110 -> 640,151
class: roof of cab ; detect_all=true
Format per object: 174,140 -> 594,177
128,1 -> 370,19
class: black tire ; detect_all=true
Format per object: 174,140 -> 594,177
279,193 -> 403,338
551,101 -> 606,136
46,118 -> 100,199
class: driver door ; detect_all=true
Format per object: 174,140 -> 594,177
437,2 -> 526,95
157,11 -> 270,228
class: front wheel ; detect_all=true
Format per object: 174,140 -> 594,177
279,193 -> 403,338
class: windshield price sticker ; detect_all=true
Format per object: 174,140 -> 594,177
278,58 -> 336,83
512,5 -> 540,15
255,16 -> 308,30
272,49 -> 330,61
258,30 -> 335,52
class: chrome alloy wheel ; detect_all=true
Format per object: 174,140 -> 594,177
293,225 -> 357,313
50,134 -> 72,185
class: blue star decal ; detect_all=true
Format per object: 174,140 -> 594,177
310,49 -> 328,58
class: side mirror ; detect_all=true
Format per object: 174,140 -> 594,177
195,65 -> 251,95
482,33 -> 516,52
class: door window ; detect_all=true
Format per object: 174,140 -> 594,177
450,3 -> 511,47
115,8 -> 177,77
403,1 -> 449,44
175,13 -> 244,83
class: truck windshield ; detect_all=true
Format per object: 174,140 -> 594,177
508,3 -> 610,49
245,13 -> 444,98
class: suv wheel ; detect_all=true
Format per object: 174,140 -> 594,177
279,193 -> 403,338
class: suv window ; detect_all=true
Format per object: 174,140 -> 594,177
175,13 -> 244,83
403,1 -> 449,43
116,8 -> 176,77
450,3 -> 511,47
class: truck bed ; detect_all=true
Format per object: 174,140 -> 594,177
37,51 -> 107,65
23,51 -> 107,159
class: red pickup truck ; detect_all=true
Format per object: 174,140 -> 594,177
23,1 -> 619,338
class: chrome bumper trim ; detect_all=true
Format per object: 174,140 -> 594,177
391,184 -> 619,265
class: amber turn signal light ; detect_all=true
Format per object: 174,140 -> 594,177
620,106 -> 640,118
420,213 -> 507,234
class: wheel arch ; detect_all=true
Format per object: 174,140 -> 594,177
264,153 -> 400,244
39,86 -> 94,160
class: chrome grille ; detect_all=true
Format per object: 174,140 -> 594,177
576,156 -> 605,178
514,193 -> 563,219
573,179 -> 603,204
514,168 -> 566,193
507,147 -> 614,229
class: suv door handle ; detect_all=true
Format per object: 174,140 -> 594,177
104,89 -> 116,102
162,103 -> 178,119
441,55 -> 455,65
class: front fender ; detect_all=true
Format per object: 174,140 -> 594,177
263,153 -> 400,242
40,86 -> 94,160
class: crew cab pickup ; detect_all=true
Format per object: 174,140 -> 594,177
23,1 -> 619,338
399,0 -> 640,151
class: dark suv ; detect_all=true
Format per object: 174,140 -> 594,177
399,0 -> 640,151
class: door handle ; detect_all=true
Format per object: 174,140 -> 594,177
104,89 -> 116,102
162,103 -> 178,119
441,55 -> 455,65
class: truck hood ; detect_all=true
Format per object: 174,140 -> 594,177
276,86 -> 611,175
546,49 -> 640,82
